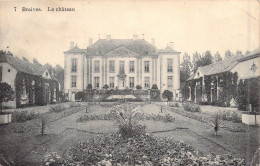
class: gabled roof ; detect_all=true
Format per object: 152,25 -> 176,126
64,45 -> 87,54
157,46 -> 180,54
104,45 -> 140,57
197,55 -> 244,76
86,39 -> 157,56
237,48 -> 260,62
0,54 -> 52,77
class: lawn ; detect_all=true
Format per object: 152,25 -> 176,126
0,102 -> 259,165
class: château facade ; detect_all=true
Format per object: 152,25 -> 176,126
64,35 -> 181,101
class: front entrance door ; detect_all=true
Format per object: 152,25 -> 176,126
118,78 -> 126,89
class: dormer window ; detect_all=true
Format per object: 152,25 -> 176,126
197,72 -> 200,77
46,72 -> 48,77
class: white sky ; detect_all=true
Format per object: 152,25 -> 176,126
0,0 -> 259,67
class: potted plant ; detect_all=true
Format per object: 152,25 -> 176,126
0,82 -> 15,124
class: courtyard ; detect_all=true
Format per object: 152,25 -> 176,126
0,102 -> 259,165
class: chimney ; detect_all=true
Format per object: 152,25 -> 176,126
151,38 -> 155,46
70,41 -> 74,49
106,35 -> 111,41
89,38 -> 93,46
133,35 -> 138,40
167,42 -> 174,49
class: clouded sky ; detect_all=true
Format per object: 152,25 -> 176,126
0,0 -> 259,67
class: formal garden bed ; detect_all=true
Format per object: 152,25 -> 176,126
42,102 -> 246,166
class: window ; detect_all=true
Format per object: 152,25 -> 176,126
94,77 -> 100,88
167,59 -> 173,72
109,61 -> 115,73
119,61 -> 125,72
144,77 -> 150,88
167,76 -> 173,88
109,77 -> 114,88
94,60 -> 100,73
46,72 -> 48,77
129,77 -> 134,88
71,75 -> 77,88
0,66 -> 2,81
144,61 -> 150,73
129,61 -> 134,72
71,58 -> 77,72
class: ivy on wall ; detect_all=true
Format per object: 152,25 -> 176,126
15,72 -> 59,108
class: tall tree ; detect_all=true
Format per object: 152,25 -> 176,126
224,49 -> 233,59
245,50 -> 250,55
0,50 -> 6,56
33,58 -> 42,66
180,52 -> 192,83
214,52 -> 222,62
235,50 -> 242,56
0,82 -> 14,112
22,57 -> 29,62
193,51 -> 213,72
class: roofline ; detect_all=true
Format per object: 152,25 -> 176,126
237,53 -> 260,62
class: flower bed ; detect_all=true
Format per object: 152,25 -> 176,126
12,110 -> 40,123
183,102 -> 201,112
43,133 -> 246,166
218,110 -> 242,123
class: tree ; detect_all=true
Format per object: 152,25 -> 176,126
235,50 -> 242,56
0,82 -> 14,112
87,84 -> 92,90
162,90 -> 173,103
180,52 -> 192,83
22,57 -> 29,62
214,52 -> 222,62
151,84 -> 158,90
224,49 -> 233,59
136,85 -> 142,90
33,58 -> 42,66
103,84 -> 109,90
236,80 -> 246,110
193,51 -> 213,72
75,91 -> 84,101
245,50 -> 250,55
0,50 -> 6,56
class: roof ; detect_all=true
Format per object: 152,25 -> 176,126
157,46 -> 180,54
237,48 -> 260,62
198,55 -> 244,76
64,45 -> 87,54
64,39 -> 180,57
0,54 -> 49,76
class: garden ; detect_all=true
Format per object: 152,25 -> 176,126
0,101 -> 259,165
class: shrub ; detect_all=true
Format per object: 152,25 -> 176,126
67,133 -> 245,166
182,102 -> 201,112
162,90 -> 173,102
151,84 -> 158,90
42,152 -> 65,166
169,102 -> 179,107
12,110 -> 39,122
136,85 -> 142,90
49,104 -> 66,113
69,102 -> 81,108
218,110 -> 242,123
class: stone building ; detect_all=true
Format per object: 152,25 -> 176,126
64,35 -> 181,101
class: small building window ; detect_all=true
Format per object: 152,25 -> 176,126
144,61 -> 150,73
167,59 -> 173,72
109,77 -> 114,88
167,76 -> 173,88
71,75 -> 77,88
144,77 -> 150,88
71,58 -> 77,72
109,61 -> 115,73
129,61 -> 135,73
94,77 -> 100,88
8,69 -> 11,72
94,60 -> 100,73
46,72 -> 48,77
129,77 -> 134,88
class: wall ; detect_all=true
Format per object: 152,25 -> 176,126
0,63 -> 17,108
232,56 -> 260,80
64,53 -> 85,100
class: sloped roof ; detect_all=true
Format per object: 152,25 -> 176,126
198,55 -> 244,76
237,48 -> 260,62
0,54 -> 49,76
157,46 -> 180,54
86,39 -> 157,56
64,45 -> 87,54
